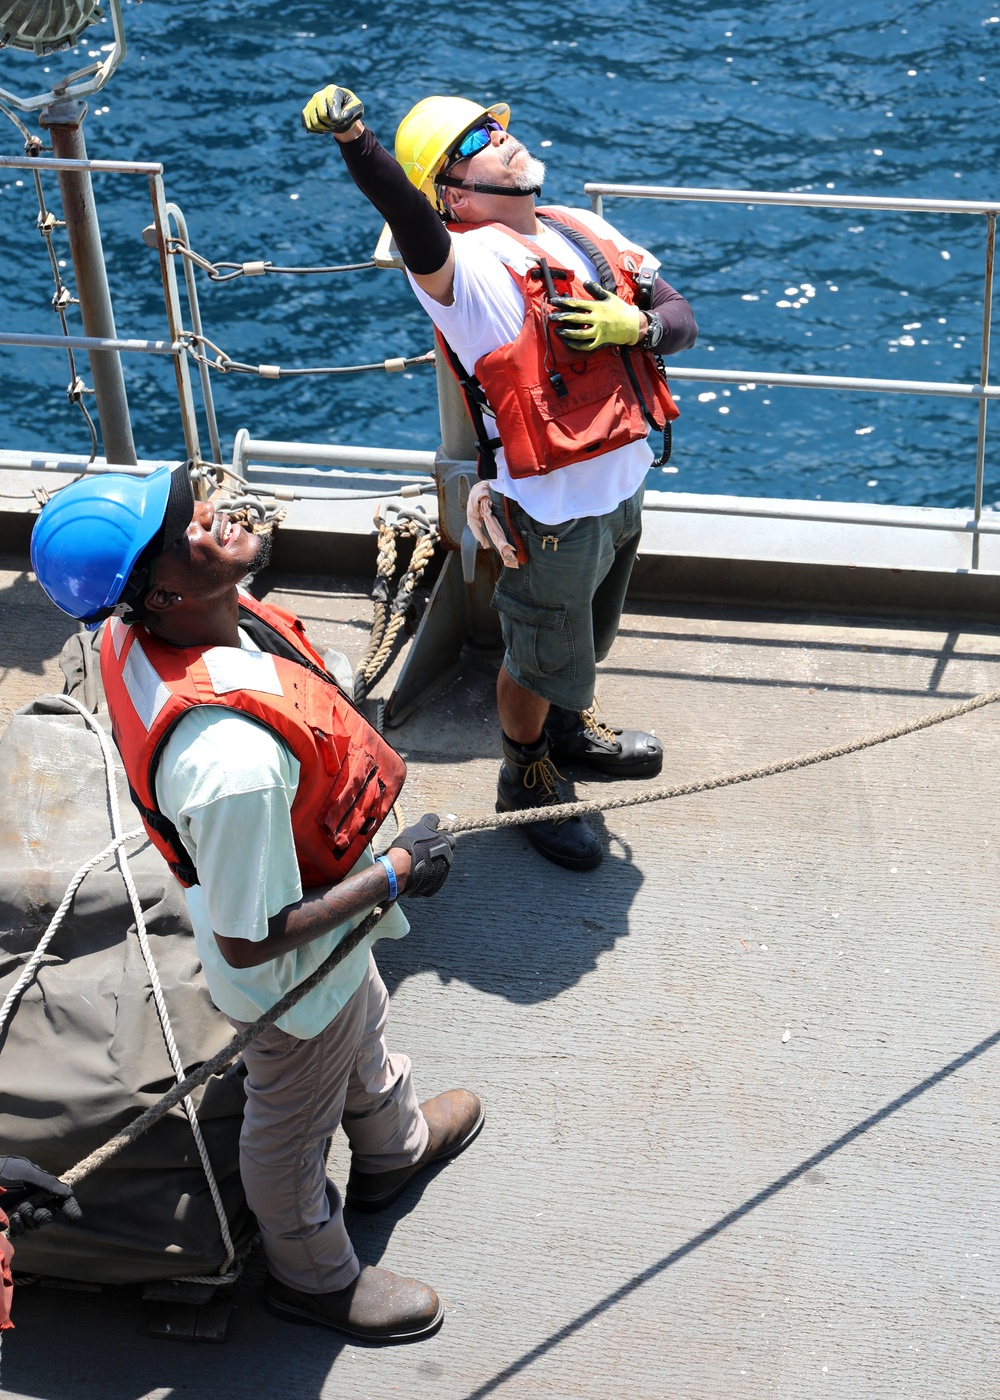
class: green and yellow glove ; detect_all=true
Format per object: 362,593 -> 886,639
301,84 -> 364,135
551,279 -> 642,352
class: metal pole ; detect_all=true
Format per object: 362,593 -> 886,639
147,174 -> 203,471
583,182 -> 1000,217
0,332 -> 177,353
38,98 -> 137,466
972,211 -> 995,570
166,203 -> 222,466
434,352 -> 478,462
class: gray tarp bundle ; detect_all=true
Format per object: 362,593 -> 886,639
0,635 -> 255,1283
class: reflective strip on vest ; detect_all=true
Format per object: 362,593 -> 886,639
109,616 -> 129,659
203,643 -> 283,697
122,637 -> 171,732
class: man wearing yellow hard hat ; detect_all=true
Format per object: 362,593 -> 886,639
302,85 -> 698,872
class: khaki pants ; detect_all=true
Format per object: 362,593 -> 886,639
228,952 -> 428,1293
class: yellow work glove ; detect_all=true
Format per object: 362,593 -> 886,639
551,280 -> 642,352
301,84 -> 364,135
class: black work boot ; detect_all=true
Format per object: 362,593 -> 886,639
496,733 -> 603,870
545,704 -> 664,778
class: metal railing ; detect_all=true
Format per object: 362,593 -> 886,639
5,151 -> 1000,568
0,152 -> 214,477
587,182 -> 998,566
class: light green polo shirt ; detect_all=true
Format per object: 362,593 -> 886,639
154,675 -> 408,1038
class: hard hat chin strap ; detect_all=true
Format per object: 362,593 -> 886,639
436,174 -> 542,198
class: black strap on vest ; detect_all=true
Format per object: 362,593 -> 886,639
128,772 -> 198,886
436,334 -> 502,481
537,213 -> 617,294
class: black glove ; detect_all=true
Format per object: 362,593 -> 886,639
301,84 -> 365,135
0,1155 -> 82,1237
390,814 -> 455,898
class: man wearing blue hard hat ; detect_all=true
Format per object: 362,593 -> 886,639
30,462 -> 199,630
30,464 -> 483,1345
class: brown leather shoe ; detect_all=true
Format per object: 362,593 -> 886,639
346,1089 -> 485,1213
262,1265 -> 443,1344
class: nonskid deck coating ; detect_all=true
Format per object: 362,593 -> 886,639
2,556 -> 999,1400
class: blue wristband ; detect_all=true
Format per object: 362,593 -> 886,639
375,853 -> 398,902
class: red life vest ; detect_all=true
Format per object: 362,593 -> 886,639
440,207 -> 679,480
99,592 -> 406,890
0,1196 -> 13,1331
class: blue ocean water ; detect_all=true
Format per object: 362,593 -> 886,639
2,0 -> 999,508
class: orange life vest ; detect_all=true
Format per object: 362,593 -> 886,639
440,207 -> 679,480
99,592 -> 406,890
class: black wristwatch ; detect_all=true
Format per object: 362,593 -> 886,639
639,310 -> 665,352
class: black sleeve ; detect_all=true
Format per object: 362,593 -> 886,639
649,275 -> 698,355
337,126 -> 452,276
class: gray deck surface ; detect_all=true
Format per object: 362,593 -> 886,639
1,555 -> 999,1400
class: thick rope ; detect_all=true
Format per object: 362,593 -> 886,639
19,680 -> 1000,1238
0,827 -> 142,1035
355,509 -> 438,703
60,906 -> 385,1191
444,684 -> 1000,835
353,517 -> 395,703
359,531 -> 438,688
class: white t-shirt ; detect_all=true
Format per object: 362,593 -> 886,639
154,632 -> 409,1038
408,205 -> 656,527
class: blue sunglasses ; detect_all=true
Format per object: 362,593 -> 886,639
449,117 -> 503,165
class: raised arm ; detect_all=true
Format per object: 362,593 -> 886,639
302,85 -> 457,304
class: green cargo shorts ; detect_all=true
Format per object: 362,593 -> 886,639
489,484 -> 644,711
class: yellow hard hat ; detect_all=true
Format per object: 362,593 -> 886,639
395,96 -> 510,211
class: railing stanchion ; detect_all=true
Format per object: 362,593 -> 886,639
39,100 -> 138,467
166,202 -> 223,468
148,173 -> 203,474
972,211 -> 995,570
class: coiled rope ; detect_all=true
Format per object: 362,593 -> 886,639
354,502 -> 438,704
11,680 -> 1000,1250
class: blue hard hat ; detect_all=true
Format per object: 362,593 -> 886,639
30,465 -> 195,630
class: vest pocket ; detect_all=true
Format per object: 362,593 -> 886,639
525,376 -> 644,471
317,757 -> 386,857
492,587 -> 576,680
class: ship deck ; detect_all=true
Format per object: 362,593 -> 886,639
3,553 -> 1000,1400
